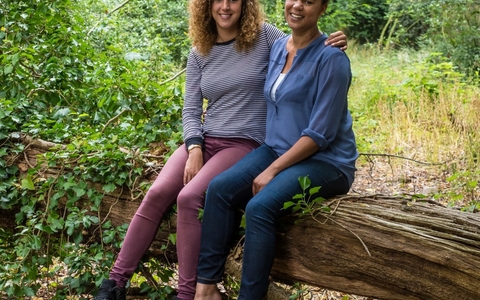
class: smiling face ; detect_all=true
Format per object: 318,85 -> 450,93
284,0 -> 327,33
211,0 -> 243,40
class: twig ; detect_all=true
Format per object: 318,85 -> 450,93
87,0 -> 133,36
317,213 -> 372,257
310,201 -> 372,257
92,186 -> 123,248
159,68 -> 186,85
108,0 -> 132,15
139,262 -> 159,290
359,152 -> 445,166
23,151 -> 35,168
101,108 -> 129,133
19,61 -> 41,77
27,87 -> 48,98
104,186 -> 123,223
401,195 -> 447,207
99,186 -> 124,225
143,154 -> 165,159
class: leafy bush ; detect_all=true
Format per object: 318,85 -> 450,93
0,0 -> 185,297
387,0 -> 480,76
323,0 -> 389,43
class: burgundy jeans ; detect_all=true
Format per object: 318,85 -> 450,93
109,137 -> 259,300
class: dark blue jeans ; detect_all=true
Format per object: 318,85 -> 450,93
196,145 -> 350,300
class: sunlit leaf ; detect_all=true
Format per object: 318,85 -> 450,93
21,176 -> 35,190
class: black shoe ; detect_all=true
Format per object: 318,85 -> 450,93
94,279 -> 126,300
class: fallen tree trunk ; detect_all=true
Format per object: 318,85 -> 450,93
2,135 -> 480,300
270,195 -> 480,300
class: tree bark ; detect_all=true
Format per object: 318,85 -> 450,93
3,135 -> 480,300
270,195 -> 480,300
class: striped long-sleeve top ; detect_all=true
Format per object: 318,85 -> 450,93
182,23 -> 285,148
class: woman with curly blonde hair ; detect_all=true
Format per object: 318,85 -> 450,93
189,0 -> 264,55
93,0 -> 347,299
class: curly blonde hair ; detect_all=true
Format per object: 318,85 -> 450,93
189,0 -> 264,56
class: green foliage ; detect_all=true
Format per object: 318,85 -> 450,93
289,282 -> 310,299
0,0 -> 186,297
399,52 -> 464,98
384,1 -> 430,48
263,0 -> 290,32
322,0 -> 389,42
263,0 -> 479,75
349,45 -> 480,210
386,0 -> 480,76
444,170 -> 480,212
283,176 -> 330,222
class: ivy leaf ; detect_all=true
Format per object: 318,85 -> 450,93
53,107 -> 71,119
73,187 -> 86,198
31,235 -> 42,250
22,287 -> 35,297
21,176 -> 35,190
168,233 -> 176,245
292,193 -> 303,200
62,181 -> 76,190
74,232 -> 83,245
4,64 -> 13,75
102,183 -> 116,193
34,223 -> 54,234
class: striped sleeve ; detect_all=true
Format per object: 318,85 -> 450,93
182,50 -> 205,147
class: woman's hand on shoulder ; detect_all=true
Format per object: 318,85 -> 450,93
325,31 -> 348,51
184,149 -> 204,185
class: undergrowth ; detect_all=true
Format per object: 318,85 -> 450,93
349,44 -> 480,211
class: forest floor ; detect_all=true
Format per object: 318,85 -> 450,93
351,156 -> 452,203
15,156 -> 474,299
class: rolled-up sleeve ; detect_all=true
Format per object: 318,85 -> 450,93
302,52 -> 351,150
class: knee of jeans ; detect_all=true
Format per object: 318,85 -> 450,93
245,200 -> 273,224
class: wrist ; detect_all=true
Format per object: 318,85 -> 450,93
187,144 -> 202,152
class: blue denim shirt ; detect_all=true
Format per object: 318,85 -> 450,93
264,33 -> 358,187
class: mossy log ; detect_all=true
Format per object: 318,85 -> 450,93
2,134 -> 480,300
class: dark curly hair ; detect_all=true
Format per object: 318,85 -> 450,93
189,0 -> 264,56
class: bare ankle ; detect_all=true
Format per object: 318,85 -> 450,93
194,283 -> 222,300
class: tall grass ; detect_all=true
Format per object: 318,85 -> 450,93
348,44 -> 480,210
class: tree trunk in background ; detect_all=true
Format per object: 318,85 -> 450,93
3,135 -> 480,300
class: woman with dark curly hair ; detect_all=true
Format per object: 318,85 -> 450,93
93,0 -> 347,299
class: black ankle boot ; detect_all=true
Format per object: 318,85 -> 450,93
94,279 -> 126,300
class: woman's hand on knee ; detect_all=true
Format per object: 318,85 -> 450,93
184,149 -> 204,185
252,169 -> 275,196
